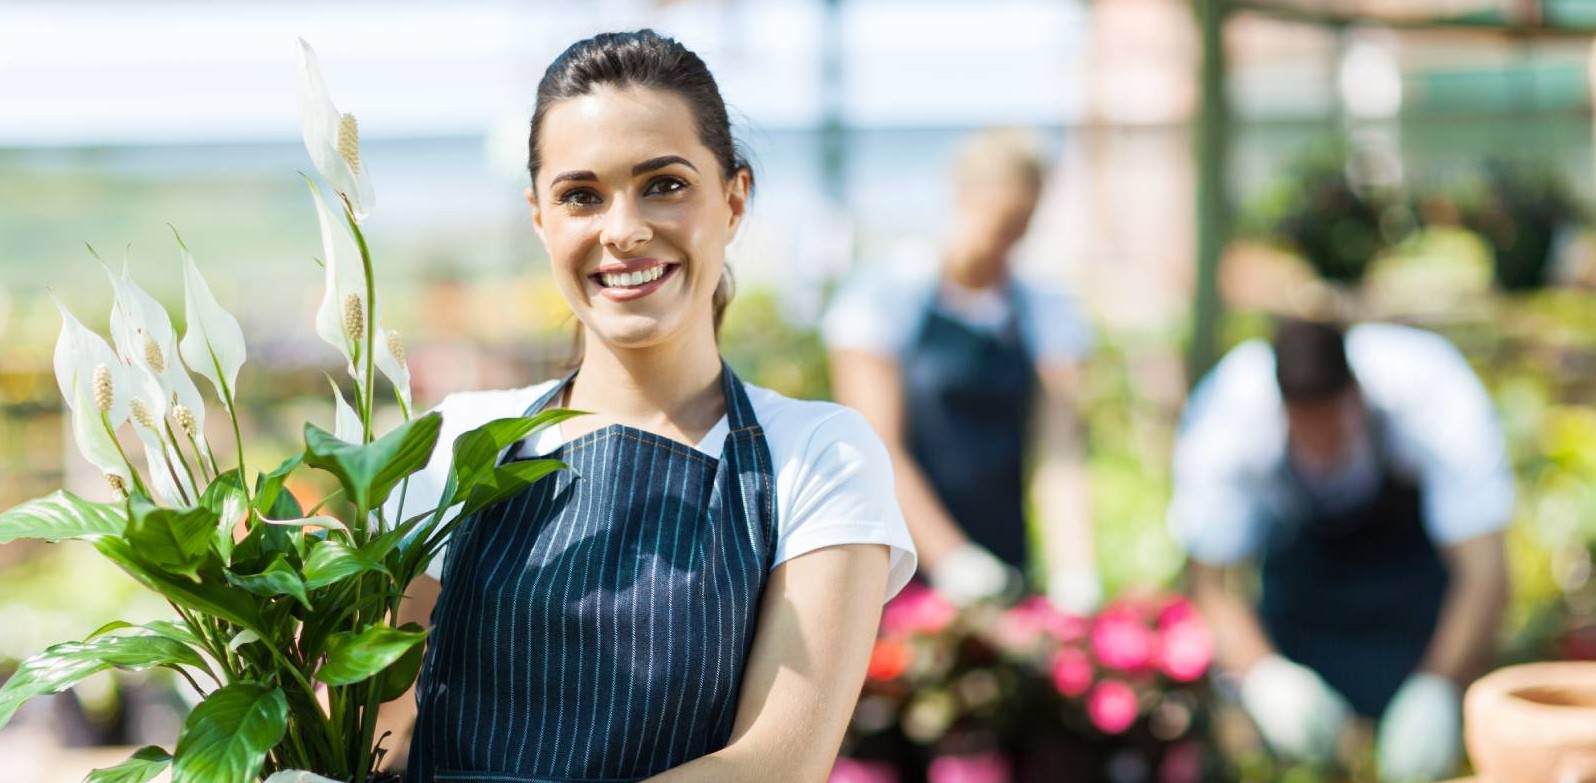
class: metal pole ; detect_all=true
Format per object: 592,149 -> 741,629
1189,0 -> 1231,385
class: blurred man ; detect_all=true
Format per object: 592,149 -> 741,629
825,128 -> 1099,613
1169,318 -> 1511,781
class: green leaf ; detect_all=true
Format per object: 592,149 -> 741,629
95,537 -> 266,634
448,410 -> 584,504
224,555 -> 310,610
252,454 -> 304,516
126,497 -> 218,580
302,538 -> 387,590
302,412 -> 441,513
0,634 -> 208,729
172,682 -> 287,783
376,622 -> 428,702
85,745 -> 172,783
0,490 -> 125,543
457,458 -> 568,521
317,623 -> 427,686
199,469 -> 248,563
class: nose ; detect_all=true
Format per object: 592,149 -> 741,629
600,194 -> 652,254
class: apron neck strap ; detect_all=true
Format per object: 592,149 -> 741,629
519,360 -> 756,432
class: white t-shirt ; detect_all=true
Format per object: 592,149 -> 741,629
820,262 -> 1094,366
384,380 -> 918,601
1167,323 -> 1515,566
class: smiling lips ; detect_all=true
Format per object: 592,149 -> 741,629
590,260 -> 679,301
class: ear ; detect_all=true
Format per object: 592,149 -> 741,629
725,168 -> 751,237
526,186 -> 545,243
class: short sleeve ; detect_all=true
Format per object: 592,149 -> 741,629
1165,342 -> 1281,566
1019,281 -> 1094,366
1350,326 -> 1515,545
820,266 -> 931,359
772,406 -> 918,601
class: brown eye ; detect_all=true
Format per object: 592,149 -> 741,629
643,176 -> 687,197
557,188 -> 601,207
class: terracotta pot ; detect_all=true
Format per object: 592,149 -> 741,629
1464,662 -> 1596,782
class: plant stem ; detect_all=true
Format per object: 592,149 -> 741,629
166,420 -> 204,487
305,487 -> 346,516
101,412 -> 150,498
211,347 -> 253,511
155,438 -> 192,506
346,207 -> 377,447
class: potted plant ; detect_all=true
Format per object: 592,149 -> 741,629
0,40 -> 574,783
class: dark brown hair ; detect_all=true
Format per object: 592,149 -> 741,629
529,30 -> 750,335
1272,317 -> 1356,403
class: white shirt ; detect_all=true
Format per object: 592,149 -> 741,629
820,262 -> 1094,365
1168,323 -> 1515,566
384,380 -> 918,600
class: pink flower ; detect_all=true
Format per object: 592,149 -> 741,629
1156,596 -> 1200,630
1087,679 -> 1140,735
1090,607 -> 1155,673
881,582 -> 957,638
928,751 -> 1012,783
1157,618 -> 1213,683
830,757 -> 899,783
1050,647 -> 1094,697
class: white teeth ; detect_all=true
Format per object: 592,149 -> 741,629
599,266 -> 668,288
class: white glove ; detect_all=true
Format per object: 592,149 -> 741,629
928,543 -> 1019,607
1240,654 -> 1351,763
1376,672 -> 1461,782
1046,565 -> 1103,615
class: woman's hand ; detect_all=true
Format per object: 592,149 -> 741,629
644,543 -> 890,783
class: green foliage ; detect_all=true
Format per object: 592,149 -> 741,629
85,746 -> 174,783
302,411 -> 442,515
316,623 -> 428,686
172,682 -> 289,783
0,490 -> 126,543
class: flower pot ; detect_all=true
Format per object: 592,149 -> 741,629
1464,662 -> 1596,782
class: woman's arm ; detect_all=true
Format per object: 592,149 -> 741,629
828,348 -> 967,569
1418,531 -> 1509,683
1032,363 -> 1098,612
644,543 -> 890,783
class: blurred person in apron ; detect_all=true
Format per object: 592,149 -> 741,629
384,30 -> 916,782
1170,317 -> 1512,781
824,128 -> 1098,613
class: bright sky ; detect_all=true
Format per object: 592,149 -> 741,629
0,0 -> 1089,147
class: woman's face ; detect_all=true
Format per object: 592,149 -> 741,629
529,85 -> 749,351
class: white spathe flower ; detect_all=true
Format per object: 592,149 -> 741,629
104,257 -> 207,437
296,38 -> 372,222
328,377 -> 362,444
374,327 -> 412,414
177,245 -> 247,409
140,436 -> 195,507
51,295 -> 131,481
309,179 -> 376,383
264,772 -> 343,783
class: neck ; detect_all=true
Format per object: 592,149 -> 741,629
942,238 -> 1007,291
567,318 -> 726,437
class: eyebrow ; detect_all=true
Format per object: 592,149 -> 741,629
547,155 -> 698,188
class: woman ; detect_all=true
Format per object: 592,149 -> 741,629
387,30 -> 916,782
823,129 -> 1097,612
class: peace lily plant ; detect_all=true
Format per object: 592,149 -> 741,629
0,40 -> 574,783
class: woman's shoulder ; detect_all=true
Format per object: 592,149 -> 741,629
429,379 -> 563,446
742,384 -> 887,465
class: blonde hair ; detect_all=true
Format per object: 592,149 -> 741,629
953,127 -> 1048,192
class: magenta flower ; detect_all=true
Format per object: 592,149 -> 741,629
1156,596 -> 1200,630
1050,647 -> 1094,697
829,757 -> 899,783
881,582 -> 957,638
1087,679 -> 1139,735
1158,741 -> 1205,783
1090,606 -> 1156,673
1157,617 -> 1214,683
927,751 -> 1012,783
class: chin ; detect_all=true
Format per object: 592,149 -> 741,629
586,311 -> 683,351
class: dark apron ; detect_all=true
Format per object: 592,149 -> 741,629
408,363 -> 776,782
1257,422 -> 1450,718
902,282 -> 1038,572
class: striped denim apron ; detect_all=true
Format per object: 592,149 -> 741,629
407,364 -> 776,782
